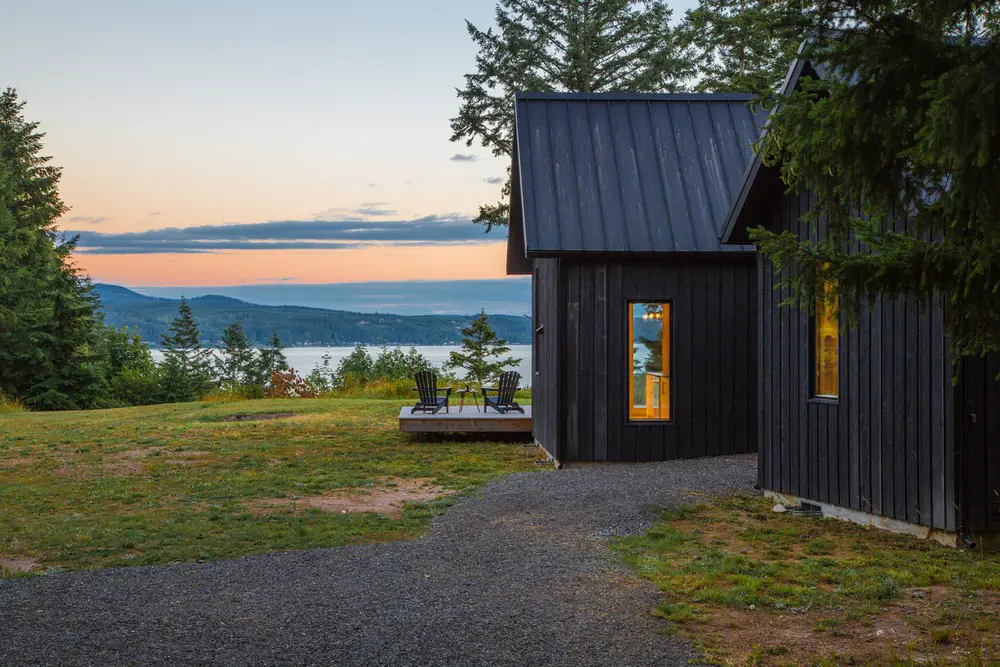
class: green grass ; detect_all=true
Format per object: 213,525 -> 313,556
0,398 -> 539,575
614,495 -> 1000,666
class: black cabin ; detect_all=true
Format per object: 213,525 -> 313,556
507,92 -> 765,463
722,58 -> 1000,545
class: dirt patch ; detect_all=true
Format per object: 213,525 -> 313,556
675,589 -> 1000,665
256,477 -> 456,519
222,412 -> 295,422
0,456 -> 36,470
0,555 -> 39,574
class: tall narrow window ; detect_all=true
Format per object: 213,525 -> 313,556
628,302 -> 671,420
813,284 -> 839,398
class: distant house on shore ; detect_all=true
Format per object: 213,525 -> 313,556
506,92 -> 765,463
721,56 -> 1000,547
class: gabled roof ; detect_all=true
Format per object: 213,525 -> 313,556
507,92 -> 767,273
720,53 -> 820,244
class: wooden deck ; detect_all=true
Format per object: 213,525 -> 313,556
398,406 -> 532,434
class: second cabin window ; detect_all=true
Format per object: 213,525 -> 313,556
813,283 -> 839,399
628,302 -> 671,421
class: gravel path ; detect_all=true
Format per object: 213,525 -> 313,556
0,454 -> 756,666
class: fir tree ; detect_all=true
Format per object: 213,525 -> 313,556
160,297 -> 213,400
749,1 -> 1000,358
677,0 -> 805,94
216,321 -> 255,388
445,311 -> 520,386
451,0 -> 694,230
252,331 -> 289,387
0,88 -> 105,410
101,325 -> 159,406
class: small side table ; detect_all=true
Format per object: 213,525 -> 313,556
456,387 -> 480,413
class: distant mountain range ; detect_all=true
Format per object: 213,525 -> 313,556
128,278 -> 531,316
95,284 -> 532,347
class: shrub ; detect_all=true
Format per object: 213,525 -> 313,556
0,392 -> 26,413
266,369 -> 317,398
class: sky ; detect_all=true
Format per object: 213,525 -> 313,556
2,0 -> 698,287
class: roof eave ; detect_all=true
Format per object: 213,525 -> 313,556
719,54 -> 812,244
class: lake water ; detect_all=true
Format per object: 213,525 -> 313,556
151,345 -> 533,382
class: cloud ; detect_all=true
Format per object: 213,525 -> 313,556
483,176 -> 504,185
149,212 -> 162,216
366,183 -> 378,188
353,207 -> 396,217
256,277 -> 298,282
68,215 -> 502,254
68,215 -> 106,225
450,153 -> 477,162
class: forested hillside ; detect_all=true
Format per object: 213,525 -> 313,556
95,284 -> 532,347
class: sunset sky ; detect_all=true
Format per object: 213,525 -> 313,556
3,0 -> 697,287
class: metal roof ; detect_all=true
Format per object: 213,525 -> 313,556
510,92 -> 767,261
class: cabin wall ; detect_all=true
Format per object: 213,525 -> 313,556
956,354 -> 1000,535
555,256 -> 757,461
531,259 -> 561,459
759,190 -> 956,531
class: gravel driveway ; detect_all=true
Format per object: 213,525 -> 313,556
0,454 -> 756,666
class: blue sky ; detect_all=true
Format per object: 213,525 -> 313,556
2,0 -> 699,286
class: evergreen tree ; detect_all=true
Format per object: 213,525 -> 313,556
0,88 -> 105,410
677,0 -> 805,94
101,325 -> 159,406
451,0 -> 694,230
215,321 -> 255,388
252,331 -> 289,387
159,297 -> 213,400
749,1 -> 1000,358
445,311 -> 520,385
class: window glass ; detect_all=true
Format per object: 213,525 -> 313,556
814,286 -> 839,398
629,302 -> 671,420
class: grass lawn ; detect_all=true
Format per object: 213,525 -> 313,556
614,495 -> 1000,666
0,398 -> 540,576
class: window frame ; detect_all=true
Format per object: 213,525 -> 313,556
810,291 -> 840,403
625,299 -> 673,424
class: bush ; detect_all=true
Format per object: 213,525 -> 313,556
266,369 -> 317,398
0,392 -> 26,413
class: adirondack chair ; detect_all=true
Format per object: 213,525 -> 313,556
481,371 -> 524,414
411,371 -> 451,414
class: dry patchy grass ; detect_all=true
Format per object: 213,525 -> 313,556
614,495 -> 1000,666
0,398 -> 539,575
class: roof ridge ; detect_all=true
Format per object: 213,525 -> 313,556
515,92 -> 756,102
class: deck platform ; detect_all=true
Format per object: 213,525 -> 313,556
398,406 -> 532,434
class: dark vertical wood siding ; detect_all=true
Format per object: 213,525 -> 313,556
759,192 -> 956,531
531,259 -> 561,459
956,354 -> 1000,535
549,255 -> 757,461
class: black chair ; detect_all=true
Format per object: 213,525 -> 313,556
411,371 -> 451,414
481,371 -> 524,414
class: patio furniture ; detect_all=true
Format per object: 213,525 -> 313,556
456,386 -> 480,413
411,371 -> 451,414
481,371 -> 524,414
